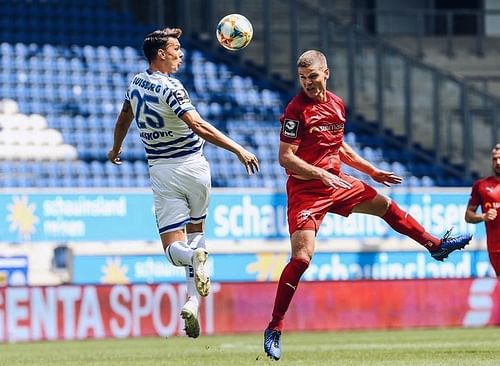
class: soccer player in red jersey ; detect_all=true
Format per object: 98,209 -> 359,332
263,50 -> 473,361
465,144 -> 500,277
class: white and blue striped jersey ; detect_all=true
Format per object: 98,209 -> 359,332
125,70 -> 204,165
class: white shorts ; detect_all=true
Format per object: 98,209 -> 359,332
149,156 -> 211,235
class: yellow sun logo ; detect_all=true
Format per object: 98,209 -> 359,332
246,253 -> 288,281
100,257 -> 130,284
7,195 -> 39,240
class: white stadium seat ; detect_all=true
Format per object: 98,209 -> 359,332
0,99 -> 19,114
0,105 -> 75,161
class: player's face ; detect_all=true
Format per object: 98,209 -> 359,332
298,65 -> 329,101
160,38 -> 183,74
492,150 -> 500,176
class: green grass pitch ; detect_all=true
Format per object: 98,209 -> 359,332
1,328 -> 500,366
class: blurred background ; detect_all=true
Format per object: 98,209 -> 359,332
0,0 -> 498,342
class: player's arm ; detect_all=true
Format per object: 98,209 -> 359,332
108,100 -> 134,165
339,142 -> 377,175
465,203 -> 483,223
465,202 -> 497,223
279,141 -> 351,189
339,141 -> 402,187
181,110 -> 259,175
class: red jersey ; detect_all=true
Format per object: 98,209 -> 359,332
468,176 -> 500,251
280,90 -> 346,176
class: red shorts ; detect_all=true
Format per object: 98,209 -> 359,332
488,252 -> 500,277
286,172 -> 378,235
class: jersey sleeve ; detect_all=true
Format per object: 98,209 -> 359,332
163,79 -> 196,118
339,97 -> 347,121
468,181 -> 482,207
125,86 -> 131,102
279,100 -> 303,145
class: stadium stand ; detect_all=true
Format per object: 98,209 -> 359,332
0,0 -> 475,189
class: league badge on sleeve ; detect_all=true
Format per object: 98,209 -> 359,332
282,119 -> 299,138
173,89 -> 190,105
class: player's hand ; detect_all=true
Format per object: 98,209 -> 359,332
370,169 -> 402,187
320,170 -> 352,189
108,148 -> 122,165
483,208 -> 497,221
236,149 -> 260,175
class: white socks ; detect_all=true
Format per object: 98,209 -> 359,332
165,241 -> 193,266
185,232 -> 206,303
187,232 -> 206,250
164,233 -> 207,303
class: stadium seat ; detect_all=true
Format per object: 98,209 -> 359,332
52,245 -> 70,270
0,0 -> 460,188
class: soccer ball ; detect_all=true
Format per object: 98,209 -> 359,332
216,14 -> 253,51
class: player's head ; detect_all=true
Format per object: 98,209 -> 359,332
143,27 -> 184,73
297,50 -> 330,101
492,143 -> 500,176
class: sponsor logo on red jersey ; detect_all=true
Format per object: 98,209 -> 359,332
309,123 -> 344,134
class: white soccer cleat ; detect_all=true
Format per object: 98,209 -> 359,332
192,248 -> 210,297
181,299 -> 200,338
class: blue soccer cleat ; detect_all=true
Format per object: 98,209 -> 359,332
264,328 -> 282,361
431,228 -> 472,262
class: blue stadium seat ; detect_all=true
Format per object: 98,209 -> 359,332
0,0 -> 454,189
421,176 -> 435,187
133,161 -> 148,175
52,245 -> 70,270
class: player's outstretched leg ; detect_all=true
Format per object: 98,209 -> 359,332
192,248 -> 210,297
181,297 -> 200,338
430,229 -> 472,261
264,328 -> 282,361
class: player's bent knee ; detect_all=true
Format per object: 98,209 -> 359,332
291,250 -> 312,263
160,229 -> 187,250
374,194 -> 391,210
354,194 -> 391,216
164,240 -> 192,266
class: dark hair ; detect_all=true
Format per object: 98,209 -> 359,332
143,27 -> 182,63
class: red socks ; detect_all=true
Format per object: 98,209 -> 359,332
267,201 -> 439,331
382,201 -> 439,249
268,257 -> 309,331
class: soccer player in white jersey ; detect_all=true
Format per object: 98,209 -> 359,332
108,27 -> 259,338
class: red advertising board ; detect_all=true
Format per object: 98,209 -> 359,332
0,279 -> 498,342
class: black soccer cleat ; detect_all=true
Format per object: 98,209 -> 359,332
430,228 -> 472,262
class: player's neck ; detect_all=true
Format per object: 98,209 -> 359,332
148,63 -> 169,75
316,91 -> 327,103
305,90 -> 328,103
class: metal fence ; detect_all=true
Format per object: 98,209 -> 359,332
115,0 -> 500,178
